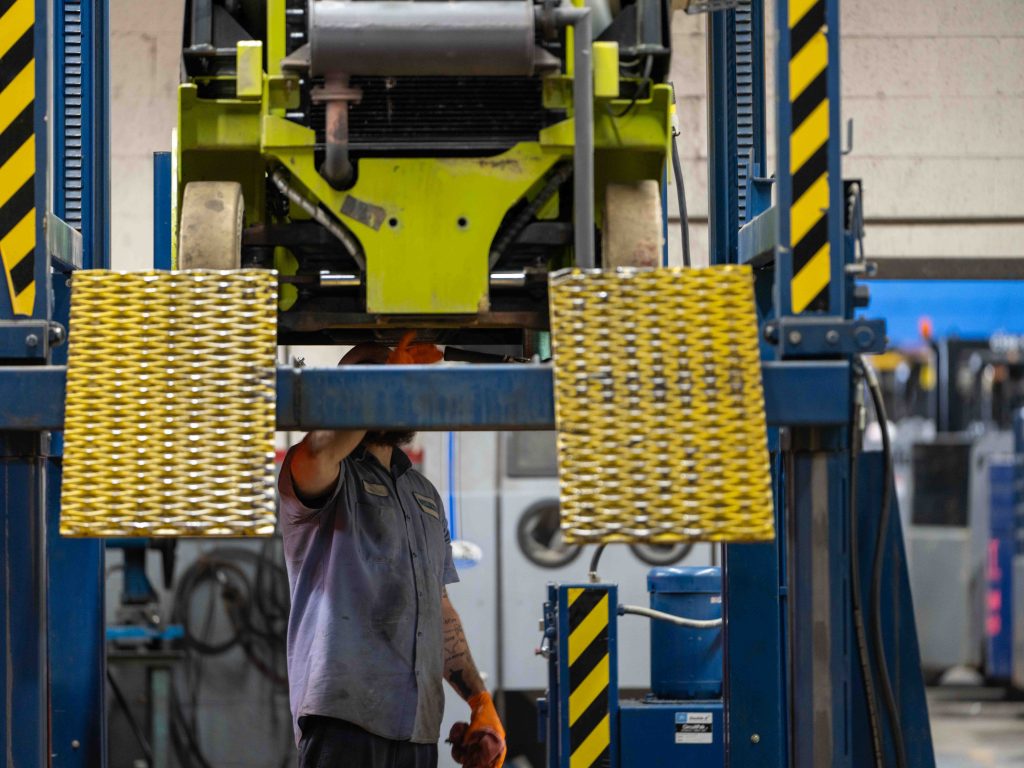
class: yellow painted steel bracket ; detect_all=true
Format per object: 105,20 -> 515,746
60,270 -> 278,537
549,266 -> 775,543
263,115 -> 567,314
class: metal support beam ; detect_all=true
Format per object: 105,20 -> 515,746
0,434 -> 49,765
0,361 -> 853,432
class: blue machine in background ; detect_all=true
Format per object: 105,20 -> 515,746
986,411 -> 1024,688
540,568 -> 725,768
986,457 -> 1019,682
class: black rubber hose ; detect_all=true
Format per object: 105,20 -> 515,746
849,376 -> 885,768
107,668 -> 155,765
863,357 -> 909,768
671,132 -> 692,267
589,544 -> 607,579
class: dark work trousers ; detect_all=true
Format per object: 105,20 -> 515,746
299,716 -> 439,768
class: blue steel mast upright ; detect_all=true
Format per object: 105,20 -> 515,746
0,0 -> 108,763
718,0 -> 936,766
49,1 -> 111,766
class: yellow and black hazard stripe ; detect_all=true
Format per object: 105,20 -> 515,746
788,0 -> 830,314
566,587 -> 612,768
0,0 -> 36,317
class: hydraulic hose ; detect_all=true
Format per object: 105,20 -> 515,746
618,604 -> 722,629
271,169 -> 365,270
671,129 -> 692,267
849,369 -> 885,768
862,356 -> 909,768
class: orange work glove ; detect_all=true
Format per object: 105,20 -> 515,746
447,692 -> 506,768
387,331 -> 443,364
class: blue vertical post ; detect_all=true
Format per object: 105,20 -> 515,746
153,151 -> 173,269
48,277 -> 107,768
774,0 -> 845,320
706,0 -> 766,265
49,1 -> 110,765
708,3 -> 787,765
0,0 -> 53,762
0,434 -> 49,767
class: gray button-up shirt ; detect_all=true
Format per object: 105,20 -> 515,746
279,444 -> 459,745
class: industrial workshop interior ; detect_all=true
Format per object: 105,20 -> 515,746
3,0 -> 1024,766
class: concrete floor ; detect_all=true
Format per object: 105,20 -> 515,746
931,686 -> 1024,767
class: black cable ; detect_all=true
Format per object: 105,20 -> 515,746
849,371 -> 885,768
107,668 -> 155,765
165,543 -> 294,767
612,55 -> 654,117
862,357 -> 909,768
170,677 -> 215,768
172,558 -> 252,655
671,130 -> 692,267
589,544 -> 607,579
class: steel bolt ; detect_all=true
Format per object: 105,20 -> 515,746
787,330 -> 802,345
71,740 -> 81,749
825,330 -> 840,345
750,734 -> 760,744
854,326 -> 876,349
25,334 -> 39,348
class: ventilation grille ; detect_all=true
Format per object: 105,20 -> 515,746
346,76 -> 547,149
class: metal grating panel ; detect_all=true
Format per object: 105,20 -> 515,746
61,270 -> 278,537
549,267 -> 774,543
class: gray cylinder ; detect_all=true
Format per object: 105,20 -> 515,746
309,0 -> 537,76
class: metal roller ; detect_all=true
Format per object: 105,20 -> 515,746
308,0 -> 538,76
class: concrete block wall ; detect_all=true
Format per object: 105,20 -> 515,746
110,2 -> 1024,271
668,1 -> 1024,267
109,0 -> 182,272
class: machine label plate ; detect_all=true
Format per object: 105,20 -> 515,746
675,712 -> 713,745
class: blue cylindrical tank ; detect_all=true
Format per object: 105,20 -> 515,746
648,566 -> 723,700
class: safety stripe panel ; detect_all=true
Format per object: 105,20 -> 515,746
788,0 -> 829,314
567,587 -> 611,768
0,0 -> 35,316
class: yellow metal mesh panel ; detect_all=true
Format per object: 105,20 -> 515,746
549,266 -> 774,543
61,270 -> 278,537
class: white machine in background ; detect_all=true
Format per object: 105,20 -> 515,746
421,431 -> 711,768
905,430 -> 1012,676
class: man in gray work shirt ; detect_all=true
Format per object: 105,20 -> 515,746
279,343 -> 506,768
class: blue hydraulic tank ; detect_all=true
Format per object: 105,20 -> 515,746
648,566 -> 723,699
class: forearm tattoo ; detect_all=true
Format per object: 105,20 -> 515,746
443,602 -> 484,701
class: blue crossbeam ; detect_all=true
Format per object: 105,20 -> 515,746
0,362 -> 850,431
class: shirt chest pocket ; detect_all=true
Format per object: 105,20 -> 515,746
356,482 -> 404,565
414,492 -> 447,577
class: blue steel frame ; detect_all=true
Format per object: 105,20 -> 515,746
50,1 -> 110,765
0,361 -> 854,432
773,0 -> 846,319
715,1 -> 935,766
153,152 -> 173,270
0,0 -> 110,764
0,1 -> 932,766
0,0 -> 53,763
